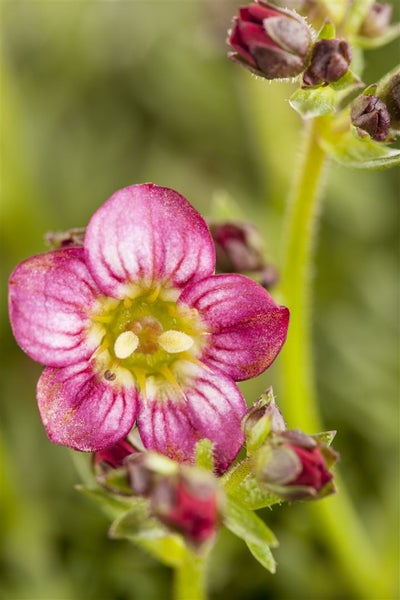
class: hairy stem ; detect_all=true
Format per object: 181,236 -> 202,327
278,117 -> 391,598
173,551 -> 207,600
279,117 -> 326,431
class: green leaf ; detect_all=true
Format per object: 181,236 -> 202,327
289,86 -> 336,119
109,500 -> 158,539
195,438 -> 214,471
223,497 -> 278,548
330,69 -> 363,92
109,502 -> 188,567
246,540 -> 276,574
134,536 -> 187,567
317,20 -> 336,40
75,484 -> 136,519
100,467 -> 133,495
320,129 -> 400,169
230,473 -> 282,511
312,430 -> 337,446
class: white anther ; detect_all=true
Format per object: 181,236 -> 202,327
114,331 -> 139,359
158,330 -> 194,354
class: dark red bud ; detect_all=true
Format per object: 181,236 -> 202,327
209,221 -> 265,273
303,38 -> 351,86
227,1 -> 312,80
351,94 -> 391,141
93,438 -> 136,471
360,3 -> 393,38
379,71 -> 400,131
151,471 -> 220,548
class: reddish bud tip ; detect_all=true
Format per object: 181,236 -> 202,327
227,1 -> 312,80
303,38 -> 351,86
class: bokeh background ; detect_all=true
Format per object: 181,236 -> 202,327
1,1 -> 399,599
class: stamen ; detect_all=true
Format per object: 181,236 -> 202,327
158,330 -> 194,354
114,331 -> 139,359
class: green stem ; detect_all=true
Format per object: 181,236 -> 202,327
278,118 -> 392,598
173,551 -> 207,600
279,116 -> 326,431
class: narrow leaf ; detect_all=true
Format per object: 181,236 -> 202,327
321,129 -> 400,169
76,484 -> 135,518
231,473 -> 282,510
246,540 -> 276,574
223,497 -> 278,547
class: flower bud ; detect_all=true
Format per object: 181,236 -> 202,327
209,221 -> 265,273
359,3 -> 393,38
125,452 -> 221,548
254,429 -> 338,500
209,220 -> 279,289
227,1 -> 312,80
378,70 -> 400,132
303,38 -> 351,86
93,438 -> 136,473
151,468 -> 220,548
351,94 -> 391,141
45,227 -> 86,249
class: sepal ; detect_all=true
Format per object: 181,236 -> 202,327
223,497 -> 278,573
320,127 -> 400,169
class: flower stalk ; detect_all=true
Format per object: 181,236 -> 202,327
279,116 -> 327,432
277,112 -> 392,598
173,550 -> 208,600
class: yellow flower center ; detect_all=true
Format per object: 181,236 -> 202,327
87,285 -> 207,396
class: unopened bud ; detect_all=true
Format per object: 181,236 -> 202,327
351,94 -> 391,141
210,221 -> 264,273
303,38 -> 351,86
209,220 -> 279,289
378,70 -> 400,132
45,227 -> 86,249
359,3 -> 393,38
227,1 -> 312,80
242,387 -> 286,452
93,438 -> 136,473
254,429 -> 338,500
152,468 -> 221,548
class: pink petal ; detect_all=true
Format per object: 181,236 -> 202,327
239,22 -> 277,52
84,184 -> 215,297
9,248 -> 101,367
137,365 -> 246,473
37,363 -> 138,451
179,274 -> 289,381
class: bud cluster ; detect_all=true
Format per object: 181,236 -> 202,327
242,390 -> 338,501
227,1 -> 352,86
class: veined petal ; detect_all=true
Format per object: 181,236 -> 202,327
179,274 -> 289,381
137,365 -> 246,473
84,184 -> 215,297
9,248 -> 101,367
37,363 -> 138,451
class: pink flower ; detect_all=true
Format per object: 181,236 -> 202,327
9,184 -> 289,472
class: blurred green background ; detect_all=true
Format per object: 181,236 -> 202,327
1,1 -> 399,599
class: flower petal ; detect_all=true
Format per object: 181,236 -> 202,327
179,274 -> 289,381
137,365 -> 246,473
84,184 -> 215,297
37,363 -> 138,451
9,247 -> 101,367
